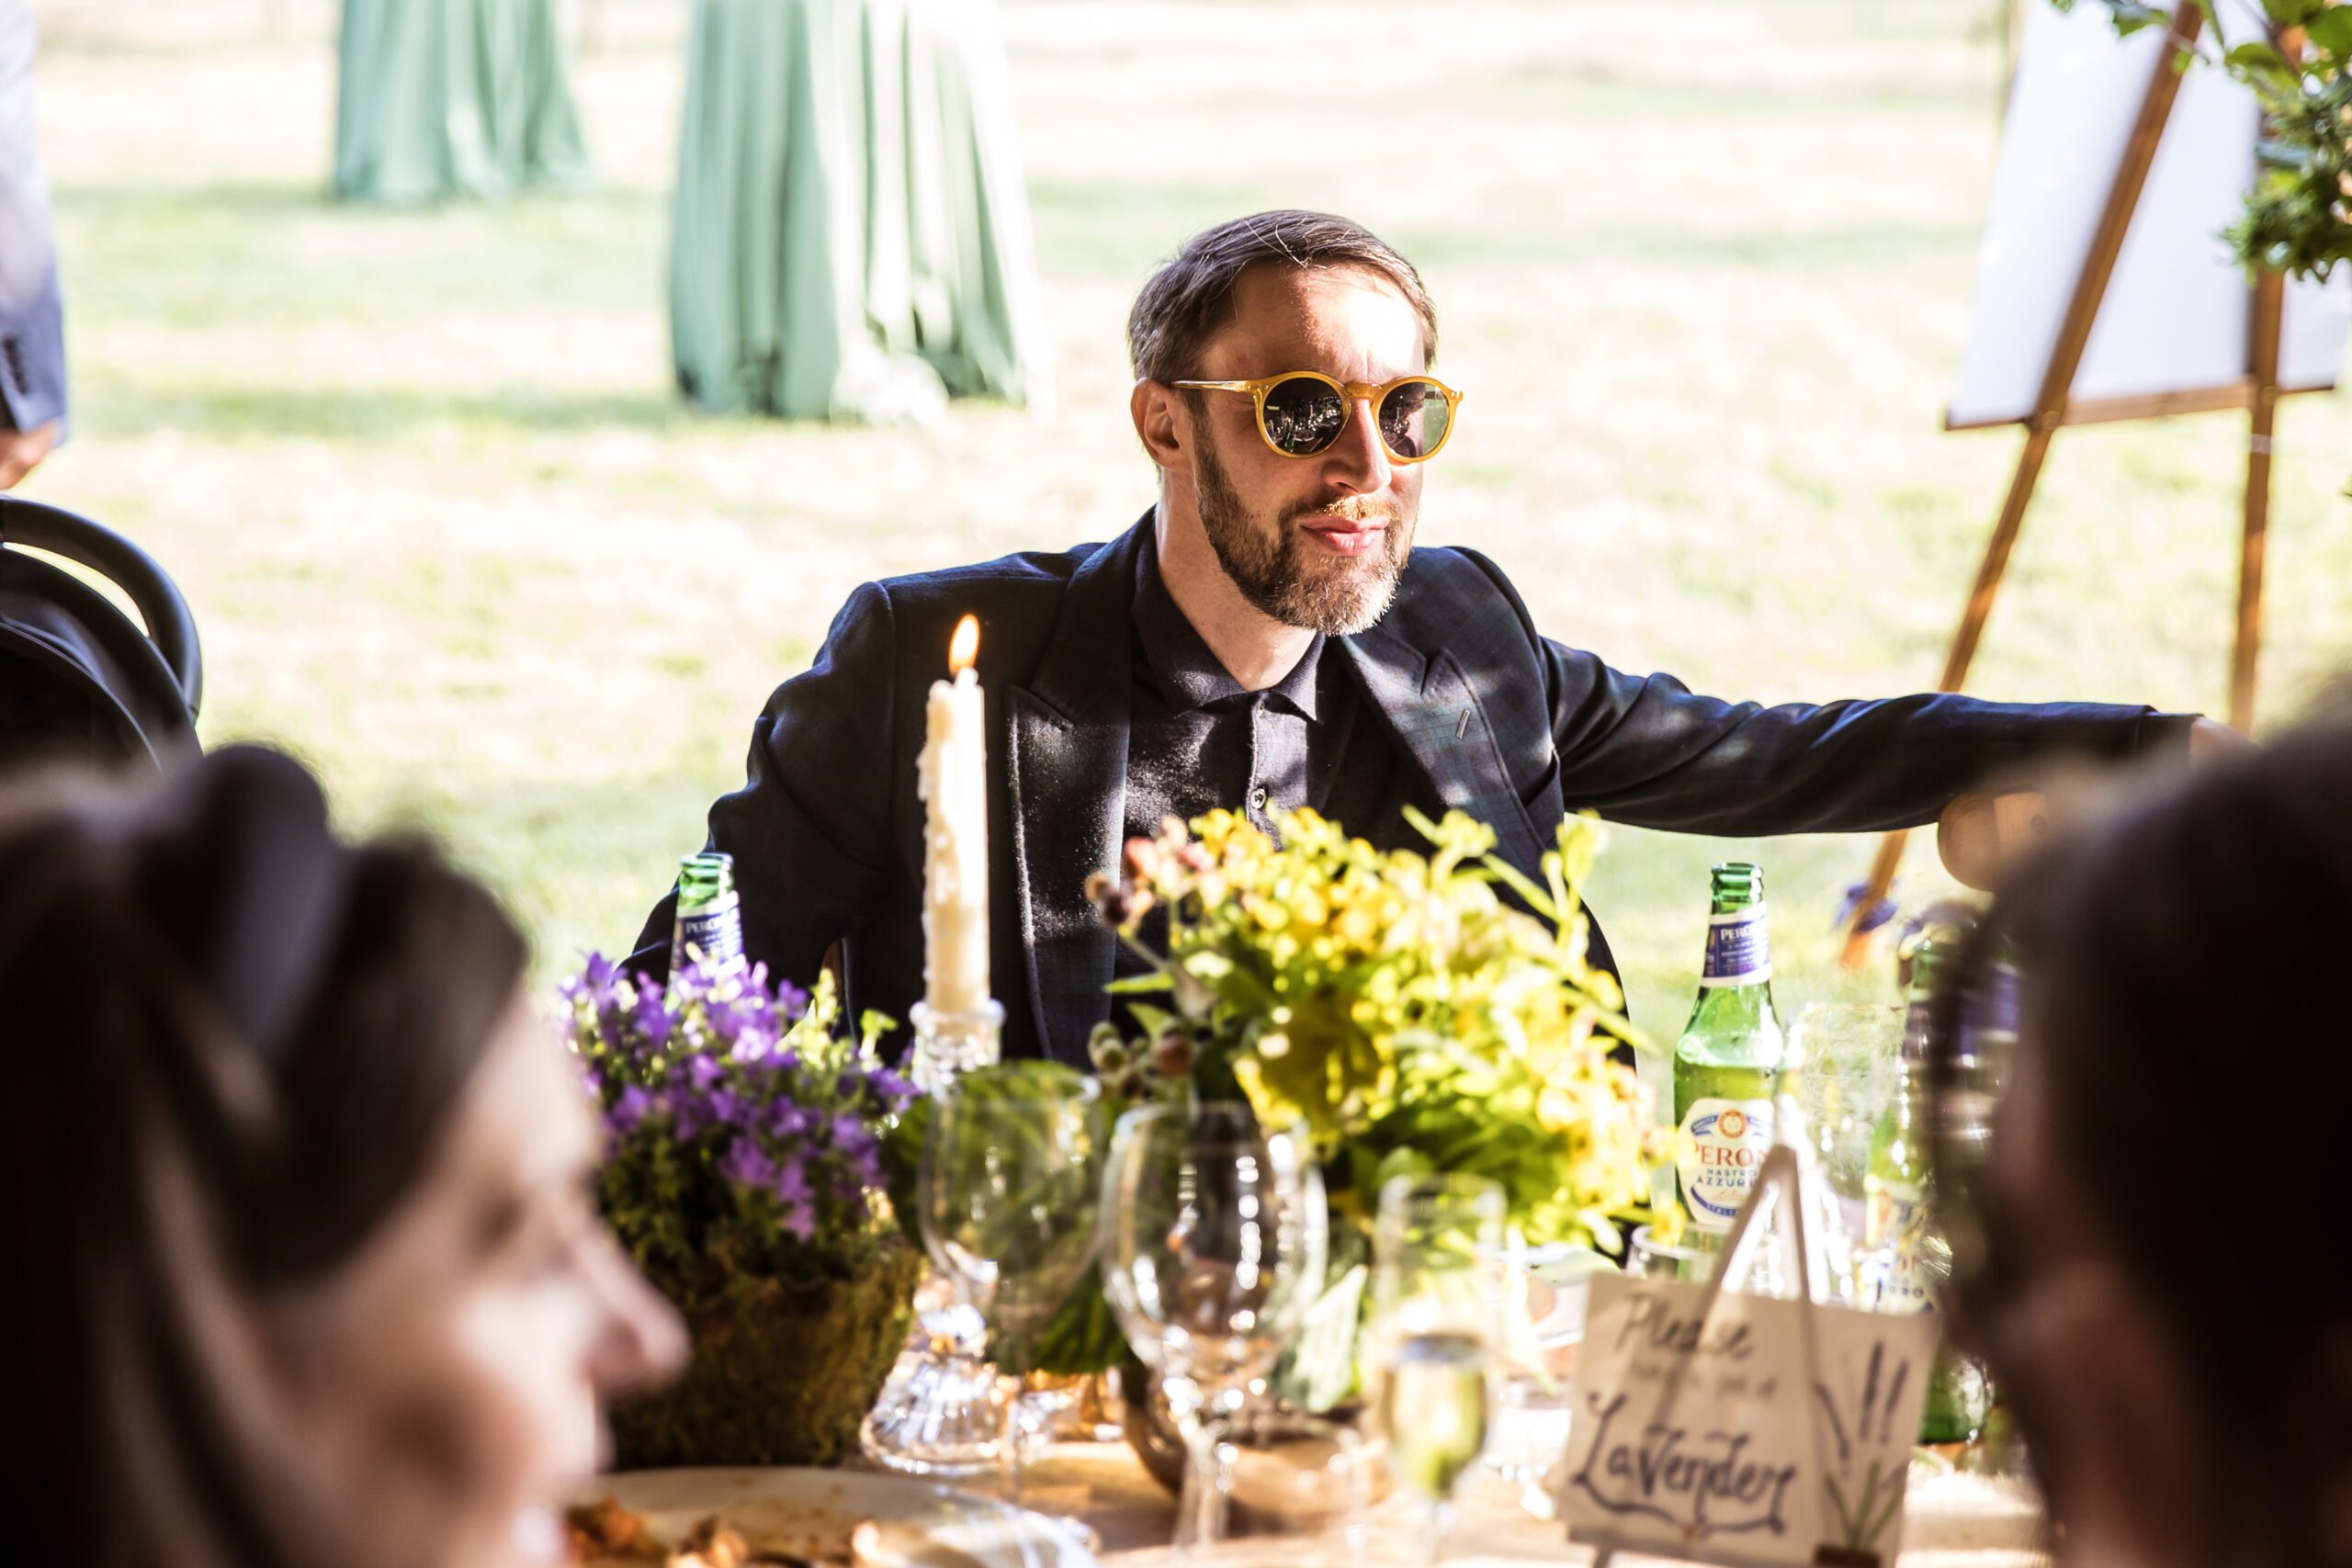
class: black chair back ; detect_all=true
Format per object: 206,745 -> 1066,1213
0,497 -> 202,776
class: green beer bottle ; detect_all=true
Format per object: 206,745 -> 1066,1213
669,851 -> 746,979
1673,863 -> 1786,1240
1865,926 -> 1992,1442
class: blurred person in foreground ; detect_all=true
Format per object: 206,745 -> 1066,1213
636,208 -> 2229,1062
1928,706 -> 2352,1568
0,746 -> 684,1568
0,0 -> 65,488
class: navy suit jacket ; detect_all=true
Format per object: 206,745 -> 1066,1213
635,516 -> 2180,1064
0,0 -> 65,438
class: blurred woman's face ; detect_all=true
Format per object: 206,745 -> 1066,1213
1980,1028 -> 2207,1568
264,997 -> 685,1568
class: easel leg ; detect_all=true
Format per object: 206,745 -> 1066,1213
1839,423 -> 2054,966
2233,400 -> 2275,734
2233,269 -> 2286,735
1837,830 -> 1909,968
1939,422 -> 2055,693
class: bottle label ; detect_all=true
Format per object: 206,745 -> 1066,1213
1864,1176 -> 1932,1313
673,892 -> 745,973
1676,1097 -> 1774,1233
1701,908 -> 1772,987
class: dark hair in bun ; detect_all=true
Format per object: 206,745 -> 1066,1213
0,746 -> 528,1567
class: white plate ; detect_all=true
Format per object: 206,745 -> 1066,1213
571,1468 -> 1096,1568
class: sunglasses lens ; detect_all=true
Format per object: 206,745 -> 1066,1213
1261,377 -> 1346,456
1378,378 -> 1452,460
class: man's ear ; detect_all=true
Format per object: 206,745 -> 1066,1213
1131,378 -> 1188,473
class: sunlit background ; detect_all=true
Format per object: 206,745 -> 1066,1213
22,0 -> 2352,1038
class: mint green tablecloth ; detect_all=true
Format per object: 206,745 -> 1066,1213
670,0 -> 1052,423
334,0 -> 593,204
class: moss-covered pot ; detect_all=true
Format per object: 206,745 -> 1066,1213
610,1238 -> 923,1468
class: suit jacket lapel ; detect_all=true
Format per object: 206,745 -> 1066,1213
1004,519 -> 1147,1064
1338,627 -> 1550,885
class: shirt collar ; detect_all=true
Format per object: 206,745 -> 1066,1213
1133,544 -> 1324,721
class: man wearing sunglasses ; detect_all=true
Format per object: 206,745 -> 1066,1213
636,209 -> 2212,1066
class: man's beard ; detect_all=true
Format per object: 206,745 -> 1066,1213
1193,436 -> 1412,637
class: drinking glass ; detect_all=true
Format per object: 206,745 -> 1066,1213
1783,1001 -> 1905,1290
1486,1244 -> 1610,1519
1368,1174 -> 1506,1567
919,1077 -> 1106,1504
1627,1221 -> 1715,1282
1174,1409 -> 1375,1568
1100,1101 -> 1327,1438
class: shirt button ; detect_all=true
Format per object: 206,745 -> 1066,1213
1249,785 -> 1270,813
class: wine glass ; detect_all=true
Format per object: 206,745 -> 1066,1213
1783,1001 -> 1905,1296
1100,1101 -> 1327,1438
918,1077 -> 1106,1504
1368,1173 -> 1506,1568
1626,1221 -> 1714,1282
1173,1408 -> 1374,1568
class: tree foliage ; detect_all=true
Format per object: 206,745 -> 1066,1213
2057,0 -> 2352,278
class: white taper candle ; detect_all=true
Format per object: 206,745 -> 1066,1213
920,615 -> 989,1015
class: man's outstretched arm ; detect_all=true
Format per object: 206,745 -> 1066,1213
1541,646 -> 2192,835
629,582 -> 903,983
1455,544 -> 2192,834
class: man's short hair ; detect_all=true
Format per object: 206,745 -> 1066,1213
1126,210 -> 1439,383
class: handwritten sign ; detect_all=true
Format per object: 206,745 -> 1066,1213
1560,1147 -> 1935,1568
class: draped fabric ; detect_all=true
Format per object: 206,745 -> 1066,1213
333,0 -> 593,204
669,0 -> 1051,423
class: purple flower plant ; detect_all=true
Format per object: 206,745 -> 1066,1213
561,951 -> 914,1264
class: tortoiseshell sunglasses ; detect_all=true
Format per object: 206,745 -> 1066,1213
1172,372 -> 1464,463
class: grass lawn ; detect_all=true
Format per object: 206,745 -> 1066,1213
23,0 -> 2352,1056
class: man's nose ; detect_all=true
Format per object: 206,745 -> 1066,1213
1320,394 -> 1392,493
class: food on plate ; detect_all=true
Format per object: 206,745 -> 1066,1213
666,1515 -> 759,1568
566,1498 -> 866,1568
850,1517 -> 990,1568
564,1495 -> 662,1562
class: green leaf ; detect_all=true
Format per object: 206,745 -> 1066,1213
1105,972 -> 1174,996
1028,1264 -> 1131,1375
878,1097 -> 932,1250
1480,852 -> 1560,921
958,1060 -> 1092,1100
1272,1261 -> 1368,1413
1191,1034 -> 1247,1104
2262,0 -> 2328,31
2305,7 -> 2352,58
2225,39 -> 2289,78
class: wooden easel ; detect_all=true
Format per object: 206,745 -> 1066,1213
1841,2 -> 2301,964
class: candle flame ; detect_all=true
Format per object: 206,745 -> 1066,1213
948,615 -> 980,675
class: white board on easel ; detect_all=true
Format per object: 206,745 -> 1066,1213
1949,0 -> 2352,430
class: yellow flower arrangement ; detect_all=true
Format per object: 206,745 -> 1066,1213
1095,805 -> 1668,1252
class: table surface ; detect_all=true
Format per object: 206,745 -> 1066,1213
1002,1439 -> 2053,1568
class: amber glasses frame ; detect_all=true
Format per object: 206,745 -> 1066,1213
1171,371 -> 1464,463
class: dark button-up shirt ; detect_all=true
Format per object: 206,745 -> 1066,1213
1114,547 -> 1430,995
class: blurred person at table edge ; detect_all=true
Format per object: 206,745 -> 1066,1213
1927,705 -> 2352,1568
634,209 -> 2235,1064
0,0 -> 66,490
0,746 -> 684,1568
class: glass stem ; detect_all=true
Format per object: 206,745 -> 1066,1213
1163,1371 -> 1221,1548
999,1373 -> 1027,1507
1419,1497 -> 1453,1568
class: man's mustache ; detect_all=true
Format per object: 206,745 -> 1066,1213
1284,495 -> 1402,527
